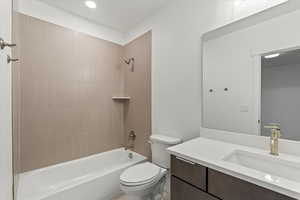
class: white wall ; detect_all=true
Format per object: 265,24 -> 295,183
261,63 -> 300,141
125,0 -> 287,43
13,0 -> 299,149
124,0 -> 289,141
203,3 -> 300,135
16,0 -> 125,45
0,0 -> 13,199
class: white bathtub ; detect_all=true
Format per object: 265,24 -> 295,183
17,148 -> 146,200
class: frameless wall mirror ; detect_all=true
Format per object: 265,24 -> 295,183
202,0 -> 300,141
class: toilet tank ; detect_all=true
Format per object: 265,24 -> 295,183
150,134 -> 181,169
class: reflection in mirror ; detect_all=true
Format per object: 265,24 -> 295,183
261,49 -> 300,141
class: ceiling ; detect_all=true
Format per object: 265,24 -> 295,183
38,0 -> 170,32
262,49 -> 300,68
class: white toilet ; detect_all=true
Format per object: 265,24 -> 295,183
120,134 -> 181,200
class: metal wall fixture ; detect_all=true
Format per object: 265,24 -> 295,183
209,88 -> 230,93
1,37 -> 19,64
0,37 -> 16,50
125,130 -> 137,150
122,57 -> 135,72
129,130 -> 137,141
7,55 -> 19,64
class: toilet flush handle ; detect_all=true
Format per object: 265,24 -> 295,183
147,140 -> 153,144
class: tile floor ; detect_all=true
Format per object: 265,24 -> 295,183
113,193 -> 170,200
113,174 -> 171,200
113,195 -> 127,200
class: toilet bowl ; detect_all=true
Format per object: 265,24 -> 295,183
120,162 -> 167,200
120,134 -> 181,200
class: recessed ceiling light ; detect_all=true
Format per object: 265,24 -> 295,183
85,0 -> 97,9
234,0 -> 241,6
234,0 -> 246,6
264,53 -> 280,59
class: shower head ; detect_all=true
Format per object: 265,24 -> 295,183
122,57 -> 134,65
121,57 -> 135,72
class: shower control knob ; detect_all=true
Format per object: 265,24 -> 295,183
0,38 -> 16,50
129,131 -> 136,141
7,55 -> 19,64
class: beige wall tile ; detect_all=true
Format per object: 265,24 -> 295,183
13,14 -> 151,172
124,32 -> 152,159
16,14 -> 125,172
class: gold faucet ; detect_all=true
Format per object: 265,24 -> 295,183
264,124 -> 281,156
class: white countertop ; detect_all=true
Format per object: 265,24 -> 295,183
167,137 -> 300,199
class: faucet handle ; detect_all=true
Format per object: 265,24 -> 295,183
264,123 -> 280,130
129,130 -> 136,140
264,123 -> 281,139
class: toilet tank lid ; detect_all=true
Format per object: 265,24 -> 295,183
150,134 -> 181,145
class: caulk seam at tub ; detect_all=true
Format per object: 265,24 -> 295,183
20,148 -> 131,177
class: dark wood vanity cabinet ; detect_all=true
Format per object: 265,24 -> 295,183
171,154 -> 207,190
170,155 -> 296,200
208,169 -> 295,200
171,176 -> 218,200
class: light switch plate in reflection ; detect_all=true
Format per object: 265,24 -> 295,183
240,105 -> 249,112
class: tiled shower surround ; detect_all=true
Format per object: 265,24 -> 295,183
13,13 -> 151,172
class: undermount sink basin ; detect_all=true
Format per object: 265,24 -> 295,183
223,150 -> 300,183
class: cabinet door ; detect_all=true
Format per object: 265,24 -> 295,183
171,156 -> 207,190
171,176 -> 218,200
208,169 -> 296,200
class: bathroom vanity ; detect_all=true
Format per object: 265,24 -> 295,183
171,156 -> 294,200
188,4 -> 300,199
168,137 -> 300,200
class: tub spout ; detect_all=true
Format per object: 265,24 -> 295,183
128,152 -> 133,159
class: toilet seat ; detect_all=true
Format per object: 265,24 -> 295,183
120,162 -> 162,186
